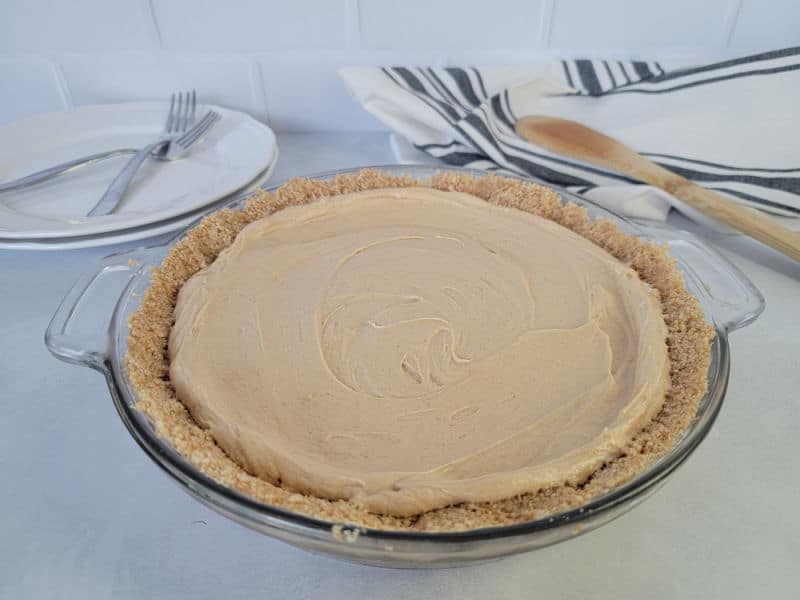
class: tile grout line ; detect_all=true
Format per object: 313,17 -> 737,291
540,0 -> 557,48
346,0 -> 363,50
251,57 -> 271,125
723,0 -> 743,47
146,0 -> 165,50
50,59 -> 74,109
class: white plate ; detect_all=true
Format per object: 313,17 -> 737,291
0,159 -> 276,250
0,102 -> 277,240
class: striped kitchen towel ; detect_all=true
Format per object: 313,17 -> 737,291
340,47 -> 800,228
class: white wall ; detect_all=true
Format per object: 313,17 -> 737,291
1,0 -> 797,131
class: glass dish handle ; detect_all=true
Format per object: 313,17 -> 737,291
45,249 -> 155,371
634,221 -> 765,331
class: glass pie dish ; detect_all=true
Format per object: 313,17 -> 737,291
46,165 -> 764,568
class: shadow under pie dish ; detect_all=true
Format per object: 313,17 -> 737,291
47,166 -> 764,567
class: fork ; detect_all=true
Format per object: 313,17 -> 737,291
87,90 -> 198,217
0,91 -> 198,194
0,149 -> 141,193
84,108 -> 219,217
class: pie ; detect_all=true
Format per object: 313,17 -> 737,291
127,170 -> 713,532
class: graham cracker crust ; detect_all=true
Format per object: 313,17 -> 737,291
125,170 -> 714,532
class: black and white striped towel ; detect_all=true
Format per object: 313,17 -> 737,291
340,47 -> 800,229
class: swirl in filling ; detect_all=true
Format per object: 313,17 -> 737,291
169,187 -> 670,516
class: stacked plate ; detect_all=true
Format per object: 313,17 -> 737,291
0,103 -> 278,250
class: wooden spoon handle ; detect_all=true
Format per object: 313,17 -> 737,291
515,115 -> 800,262
665,179 -> 800,261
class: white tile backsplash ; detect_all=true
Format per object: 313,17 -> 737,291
550,0 -> 736,51
152,0 -> 349,51
359,0 -> 548,50
258,52 -> 442,131
0,58 -> 68,125
0,0 -> 158,53
58,53 -> 266,121
0,0 -> 795,131
259,55 -> 382,132
730,0 -> 800,49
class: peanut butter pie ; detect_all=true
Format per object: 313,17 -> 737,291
127,170 -> 713,532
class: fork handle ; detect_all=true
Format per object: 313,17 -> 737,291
87,141 -> 167,217
0,149 -> 139,193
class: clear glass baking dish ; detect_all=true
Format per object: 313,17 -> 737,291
45,165 -> 764,568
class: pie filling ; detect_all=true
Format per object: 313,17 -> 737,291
169,187 -> 670,516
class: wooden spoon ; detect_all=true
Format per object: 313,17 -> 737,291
515,115 -> 800,262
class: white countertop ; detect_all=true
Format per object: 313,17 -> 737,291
1,133 -> 798,599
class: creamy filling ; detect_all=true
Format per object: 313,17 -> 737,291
169,187 -> 670,516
